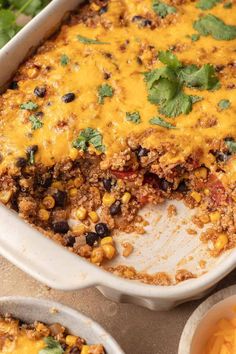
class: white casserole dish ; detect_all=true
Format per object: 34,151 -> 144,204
0,0 -> 235,311
0,296 -> 125,353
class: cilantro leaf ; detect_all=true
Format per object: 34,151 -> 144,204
190,95 -> 203,103
193,14 -> 236,40
225,139 -> 236,154
187,34 -> 200,42
152,0 -> 177,18
39,337 -> 64,354
77,35 -> 110,45
158,50 -> 181,69
126,112 -> 141,124
218,99 -> 231,110
149,116 -> 176,128
196,0 -> 222,10
98,84 -> 114,104
29,114 -> 43,130
72,128 -> 105,152
20,101 -> 38,111
0,9 -> 19,47
179,64 -> 220,90
60,54 -> 69,66
8,0 -> 50,16
159,91 -> 193,117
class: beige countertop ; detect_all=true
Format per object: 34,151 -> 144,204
0,255 -> 235,354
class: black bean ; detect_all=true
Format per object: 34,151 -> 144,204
143,19 -> 152,26
132,15 -> 152,27
62,93 -> 76,103
176,180 -> 188,193
144,172 -> 161,189
95,223 -> 110,238
110,200 -> 122,216
53,190 -> 67,208
9,81 -> 19,90
37,174 -> 52,188
103,178 -> 112,192
136,146 -> 149,159
61,344 -> 68,351
86,232 -> 99,246
16,157 -> 27,168
34,86 -> 46,98
65,235 -> 76,247
103,72 -> 111,80
160,179 -> 173,192
52,221 -> 69,234
211,150 -> 228,162
99,5 -> 108,14
136,57 -> 143,65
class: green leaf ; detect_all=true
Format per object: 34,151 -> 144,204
149,116 -> 176,128
223,2 -> 232,8
77,35 -> 110,45
196,0 -> 222,10
225,139 -> 236,154
179,64 -> 220,90
60,54 -> 69,66
218,99 -> 231,110
8,0 -> 47,16
98,84 -> 114,104
193,14 -> 236,40
20,101 -> 38,110
126,112 -> 141,124
190,95 -> 203,103
152,0 -> 177,18
158,50 -> 181,69
29,114 -> 43,130
39,337 -> 64,354
72,128 -> 105,152
187,34 -> 200,42
159,91 -> 193,117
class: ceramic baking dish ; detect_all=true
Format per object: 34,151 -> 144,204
0,296 -> 125,353
0,0 -> 235,311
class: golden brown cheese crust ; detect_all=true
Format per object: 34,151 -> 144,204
0,0 -> 236,186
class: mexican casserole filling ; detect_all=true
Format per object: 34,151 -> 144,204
0,315 -> 105,353
0,0 -> 236,285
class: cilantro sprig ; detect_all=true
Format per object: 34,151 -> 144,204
196,0 -> 222,10
193,14 -> 236,40
144,50 -> 219,118
98,84 -> 114,104
126,112 -> 141,124
152,0 -> 177,18
20,101 -> 38,110
0,0 -> 51,48
149,116 -> 176,129
77,35 -> 110,45
39,337 -> 64,354
73,128 -> 105,153
29,114 -> 43,130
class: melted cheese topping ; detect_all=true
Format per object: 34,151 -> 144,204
0,0 -> 236,181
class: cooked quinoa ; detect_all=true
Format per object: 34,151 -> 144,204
0,0 -> 235,285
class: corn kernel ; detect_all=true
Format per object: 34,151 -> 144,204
91,247 -> 104,265
74,176 -> 84,188
69,147 -> 79,160
204,188 -> 210,196
76,207 -> 87,221
194,167 -> 208,179
69,188 -> 78,197
81,346 -> 89,354
101,236 -> 113,246
38,209 -> 50,221
0,190 -> 12,204
66,335 -> 78,346
210,211 -> 221,223
102,192 -> 115,207
102,243 -> 116,260
88,211 -> 99,223
67,179 -> 74,189
191,191 -> 202,203
199,214 -> 210,224
121,192 -> 131,204
117,179 -> 125,189
27,67 -> 38,78
72,224 -> 87,235
215,234 -> 228,251
90,3 -> 100,11
51,181 -> 64,190
42,195 -> 55,209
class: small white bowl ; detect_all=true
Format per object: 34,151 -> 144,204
178,285 -> 236,354
0,296 -> 125,354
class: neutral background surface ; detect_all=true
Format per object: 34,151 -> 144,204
0,256 -> 235,354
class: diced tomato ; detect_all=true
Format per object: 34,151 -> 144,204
207,174 -> 227,205
111,170 -> 137,180
137,195 -> 149,205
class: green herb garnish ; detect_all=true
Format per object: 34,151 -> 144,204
196,0 -> 222,10
187,34 -> 200,42
20,101 -> 38,111
144,51 -> 219,118
193,14 -> 236,40
218,99 -> 231,110
98,84 -> 114,104
149,116 -> 176,129
225,139 -> 236,154
126,112 -> 141,124
39,337 -> 64,354
152,0 -> 177,18
72,127 -> 105,152
223,2 -> 232,8
29,114 -> 43,130
60,54 -> 69,66
77,35 -> 110,45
